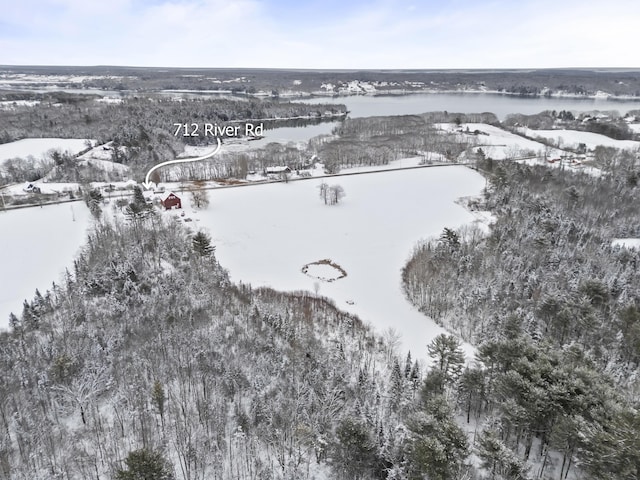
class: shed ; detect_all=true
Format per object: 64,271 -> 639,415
161,192 -> 181,210
265,166 -> 291,175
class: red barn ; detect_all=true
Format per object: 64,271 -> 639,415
161,192 -> 181,210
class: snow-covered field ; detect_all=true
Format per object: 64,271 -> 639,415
437,123 -> 565,159
519,127 -> 640,150
76,158 -> 130,174
77,141 -> 125,162
0,138 -> 93,164
192,166 -> 486,360
0,202 -> 92,329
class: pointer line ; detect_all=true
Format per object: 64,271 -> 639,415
142,137 -> 221,189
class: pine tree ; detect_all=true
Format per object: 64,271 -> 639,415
477,429 -> 529,480
115,449 -> 174,480
8,312 -> 20,330
405,397 -> 469,480
389,359 -> 404,408
404,351 -> 413,378
332,419 -> 376,480
133,185 -> 146,206
427,334 -> 465,384
152,381 -> 165,421
192,231 -> 215,257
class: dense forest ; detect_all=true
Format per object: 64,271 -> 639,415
402,153 -> 640,478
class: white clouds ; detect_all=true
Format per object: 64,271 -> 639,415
1,0 -> 639,68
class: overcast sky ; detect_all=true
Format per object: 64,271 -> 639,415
1,0 -> 638,69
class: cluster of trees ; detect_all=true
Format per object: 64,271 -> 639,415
0,151 -> 69,184
318,182 -> 345,205
315,114 -> 485,173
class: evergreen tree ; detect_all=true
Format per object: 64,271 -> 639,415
477,429 -> 530,480
389,358 -> 404,409
192,231 -> 215,257
8,312 -> 20,330
331,418 -> 376,480
438,227 -> 460,251
427,334 -> 465,384
115,449 -> 174,480
404,351 -> 413,378
151,381 -> 165,421
405,397 -> 469,480
133,185 -> 146,206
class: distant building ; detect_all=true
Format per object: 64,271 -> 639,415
161,192 -> 181,210
265,166 -> 291,175
23,183 -> 41,193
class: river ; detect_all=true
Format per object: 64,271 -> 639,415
250,92 -> 640,145
294,92 -> 640,121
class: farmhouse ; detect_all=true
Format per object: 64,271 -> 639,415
161,192 -> 181,210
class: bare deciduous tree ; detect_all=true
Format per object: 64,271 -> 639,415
318,182 -> 329,204
328,184 -> 345,205
190,182 -> 210,209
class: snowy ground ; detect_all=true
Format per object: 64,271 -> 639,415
0,138 -> 94,165
75,158 -> 130,175
2,179 -> 137,196
518,127 -> 640,150
77,141 -> 126,162
436,123 -> 566,159
0,202 -> 92,329
183,166 -> 486,361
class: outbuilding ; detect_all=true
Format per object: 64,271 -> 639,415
265,166 -> 291,175
161,192 -> 181,210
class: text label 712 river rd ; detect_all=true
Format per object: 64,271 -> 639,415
173,122 -> 264,137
